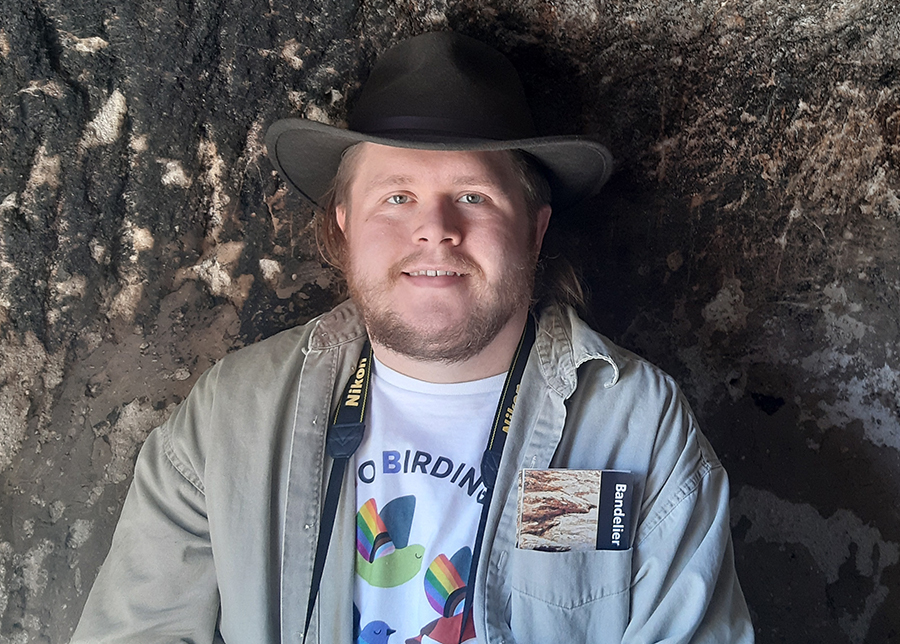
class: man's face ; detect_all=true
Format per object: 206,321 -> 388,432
336,143 -> 551,364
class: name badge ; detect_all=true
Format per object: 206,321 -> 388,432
516,469 -> 635,551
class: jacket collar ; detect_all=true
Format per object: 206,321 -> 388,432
308,299 -> 366,350
534,304 -> 622,398
308,299 -> 622,394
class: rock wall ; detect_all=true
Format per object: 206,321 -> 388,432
1,1 -> 898,642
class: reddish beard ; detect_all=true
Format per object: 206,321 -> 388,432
346,249 -> 536,364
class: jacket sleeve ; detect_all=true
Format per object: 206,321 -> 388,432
623,391 -> 754,644
72,374 -> 221,643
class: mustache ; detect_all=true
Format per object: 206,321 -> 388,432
391,250 -> 483,276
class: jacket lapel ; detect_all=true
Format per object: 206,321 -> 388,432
318,462 -> 358,642
280,307 -> 366,643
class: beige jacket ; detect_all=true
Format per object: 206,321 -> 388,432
73,301 -> 753,643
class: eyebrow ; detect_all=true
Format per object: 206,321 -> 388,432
452,175 -> 500,188
364,175 -> 414,190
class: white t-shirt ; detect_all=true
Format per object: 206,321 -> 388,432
353,358 -> 504,644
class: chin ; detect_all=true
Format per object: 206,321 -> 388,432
394,301 -> 473,328
366,307 -> 511,364
404,309 -> 469,331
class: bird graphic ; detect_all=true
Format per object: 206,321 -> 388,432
406,547 -> 477,644
357,620 -> 397,644
356,495 -> 425,588
354,605 -> 397,644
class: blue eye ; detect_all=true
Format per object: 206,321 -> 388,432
386,194 -> 409,204
459,193 -> 484,204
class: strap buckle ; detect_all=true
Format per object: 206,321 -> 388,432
327,422 -> 365,459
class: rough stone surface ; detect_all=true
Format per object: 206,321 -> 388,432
1,0 -> 898,642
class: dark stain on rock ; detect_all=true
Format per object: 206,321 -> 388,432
750,392 -> 786,416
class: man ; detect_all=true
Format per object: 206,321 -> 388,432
74,32 -> 753,643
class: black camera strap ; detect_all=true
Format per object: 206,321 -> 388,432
458,313 -> 535,642
303,342 -> 373,640
303,316 -> 535,643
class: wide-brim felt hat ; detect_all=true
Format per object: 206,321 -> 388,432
266,31 -> 613,210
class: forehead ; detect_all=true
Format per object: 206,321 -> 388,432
348,143 -> 522,192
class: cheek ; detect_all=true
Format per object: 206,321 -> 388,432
345,223 -> 400,269
500,226 -> 539,261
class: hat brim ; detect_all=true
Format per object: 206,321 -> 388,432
265,118 -> 614,210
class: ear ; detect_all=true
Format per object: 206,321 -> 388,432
533,204 -> 552,250
336,204 -> 348,233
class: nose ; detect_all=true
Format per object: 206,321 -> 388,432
412,198 -> 462,246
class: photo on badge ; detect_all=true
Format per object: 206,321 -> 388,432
517,469 -> 634,551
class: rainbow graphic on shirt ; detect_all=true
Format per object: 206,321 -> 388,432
407,548 -> 475,643
424,553 -> 467,617
355,495 -> 425,588
357,498 -> 396,563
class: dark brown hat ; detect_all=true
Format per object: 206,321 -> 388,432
266,31 -> 613,209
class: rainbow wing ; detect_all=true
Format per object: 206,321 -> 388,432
424,553 -> 466,617
356,498 -> 395,563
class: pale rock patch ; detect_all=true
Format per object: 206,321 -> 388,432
259,258 -> 283,282
81,90 -> 128,148
702,278 -> 751,333
159,159 -> 192,188
60,31 -> 110,53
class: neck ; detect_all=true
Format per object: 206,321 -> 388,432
370,309 -> 529,384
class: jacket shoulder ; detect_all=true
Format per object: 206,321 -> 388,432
207,299 -> 365,387
157,301 -> 364,479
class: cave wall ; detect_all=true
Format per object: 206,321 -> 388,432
1,1 -> 898,642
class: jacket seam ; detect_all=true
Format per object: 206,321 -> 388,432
634,455 -> 717,548
511,579 -> 632,609
537,319 -> 573,398
161,423 -> 206,495
313,345 -> 340,640
312,330 -> 367,351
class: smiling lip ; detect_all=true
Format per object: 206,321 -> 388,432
404,269 -> 465,277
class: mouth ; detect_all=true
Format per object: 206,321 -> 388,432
404,269 -> 465,277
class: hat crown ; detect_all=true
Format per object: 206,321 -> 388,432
265,31 -> 613,209
349,32 -> 538,141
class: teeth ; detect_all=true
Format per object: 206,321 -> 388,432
408,270 -> 462,277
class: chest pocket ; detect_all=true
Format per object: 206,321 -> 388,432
509,546 -> 633,643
